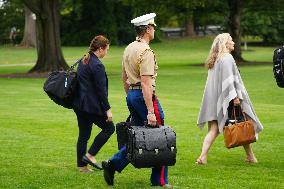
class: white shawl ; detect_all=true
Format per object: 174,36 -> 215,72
197,53 -> 263,134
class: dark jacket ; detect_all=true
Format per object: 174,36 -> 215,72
73,54 -> 110,115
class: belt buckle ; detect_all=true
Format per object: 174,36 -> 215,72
130,85 -> 141,90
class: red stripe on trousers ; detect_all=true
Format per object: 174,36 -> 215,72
153,95 -> 165,186
160,166 -> 165,186
153,96 -> 162,127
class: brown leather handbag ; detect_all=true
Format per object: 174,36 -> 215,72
224,106 -> 256,148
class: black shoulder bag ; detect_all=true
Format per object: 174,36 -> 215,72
43,60 -> 80,109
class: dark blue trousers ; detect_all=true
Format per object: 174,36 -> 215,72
110,89 -> 169,186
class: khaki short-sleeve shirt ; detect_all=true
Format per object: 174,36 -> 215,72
123,40 -> 158,88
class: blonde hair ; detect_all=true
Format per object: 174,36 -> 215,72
205,33 -> 231,69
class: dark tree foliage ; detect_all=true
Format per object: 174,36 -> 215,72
241,0 -> 284,44
61,0 -> 135,46
0,0 -> 24,45
113,1 -> 136,45
123,0 -> 205,37
1,0 -> 283,48
193,0 -> 227,32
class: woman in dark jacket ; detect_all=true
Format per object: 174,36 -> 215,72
73,35 -> 114,173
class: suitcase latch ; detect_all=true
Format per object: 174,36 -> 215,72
155,149 -> 159,154
139,149 -> 143,154
171,147 -> 175,152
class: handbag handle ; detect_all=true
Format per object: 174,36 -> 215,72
232,105 -> 248,123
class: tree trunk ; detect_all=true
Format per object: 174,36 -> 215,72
228,0 -> 245,63
185,14 -> 195,37
22,0 -> 68,73
20,5 -> 36,47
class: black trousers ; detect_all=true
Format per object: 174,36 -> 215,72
74,109 -> 114,167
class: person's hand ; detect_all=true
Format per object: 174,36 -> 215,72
147,112 -> 157,126
106,109 -> 113,122
233,97 -> 241,106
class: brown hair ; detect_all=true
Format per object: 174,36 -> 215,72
82,35 -> 110,64
135,25 -> 149,38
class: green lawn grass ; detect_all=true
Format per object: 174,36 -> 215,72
0,37 -> 283,189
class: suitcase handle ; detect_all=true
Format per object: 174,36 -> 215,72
144,121 -> 159,128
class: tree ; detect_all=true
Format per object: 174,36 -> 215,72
228,0 -> 244,63
20,5 -> 36,47
193,0 -> 227,35
21,0 -> 68,73
171,0 -> 203,37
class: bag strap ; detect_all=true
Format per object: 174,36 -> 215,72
68,59 -> 81,71
126,114 -> 131,122
232,106 -> 237,122
241,110 -> 248,122
232,105 -> 248,122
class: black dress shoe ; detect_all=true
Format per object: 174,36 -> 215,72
82,155 -> 103,170
102,160 -> 115,186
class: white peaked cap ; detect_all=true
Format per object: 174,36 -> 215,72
131,13 -> 156,26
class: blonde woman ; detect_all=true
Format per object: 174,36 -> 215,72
196,33 -> 263,165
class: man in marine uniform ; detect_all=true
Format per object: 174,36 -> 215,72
102,13 -> 172,188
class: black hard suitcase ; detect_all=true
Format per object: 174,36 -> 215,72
126,126 -> 177,168
116,115 -> 131,150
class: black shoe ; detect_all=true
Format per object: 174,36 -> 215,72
102,160 -> 115,186
82,155 -> 103,170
